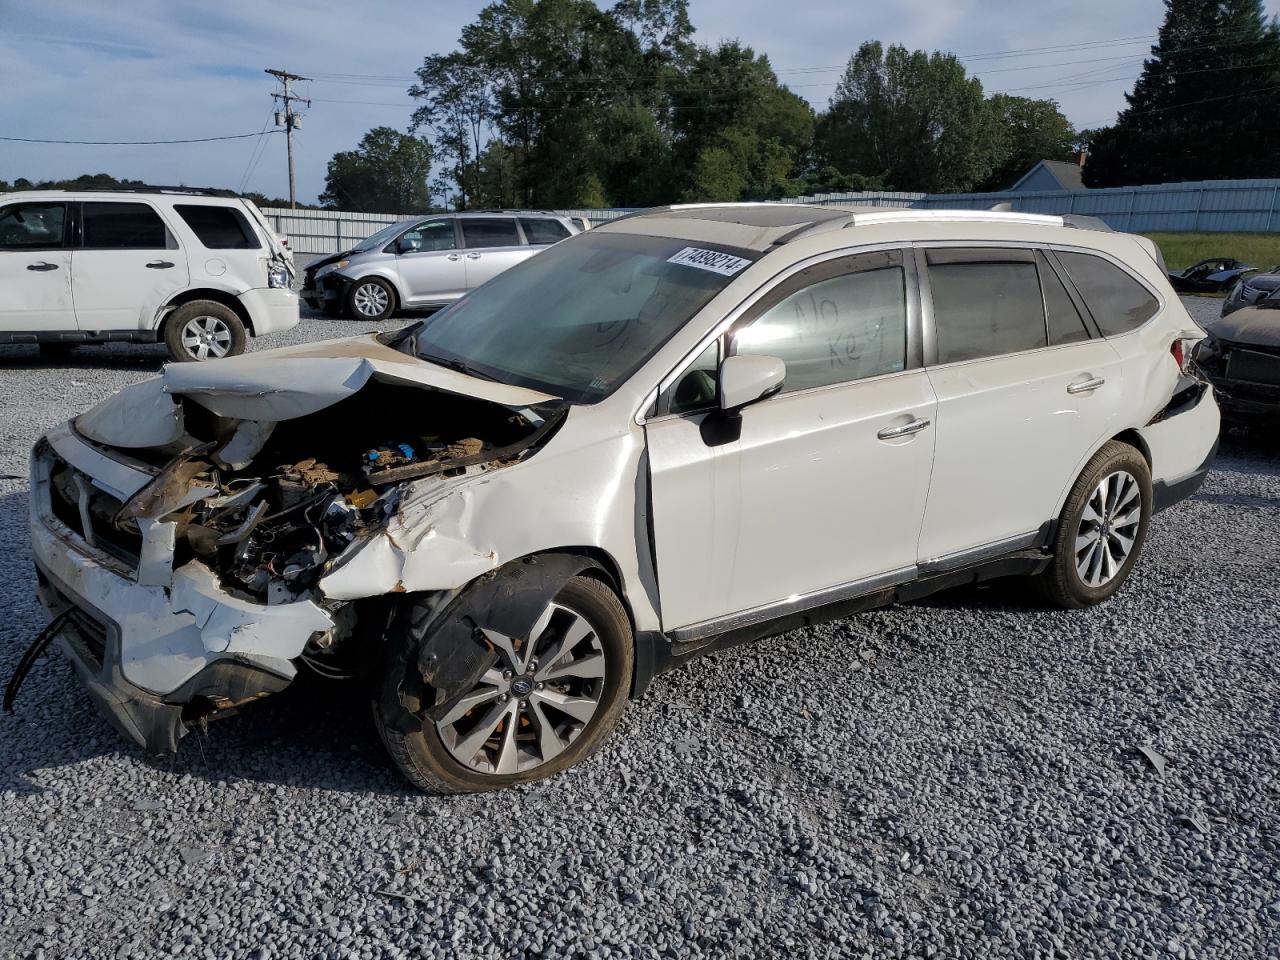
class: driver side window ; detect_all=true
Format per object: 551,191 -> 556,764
401,220 -> 456,252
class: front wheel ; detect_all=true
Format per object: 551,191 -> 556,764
346,277 -> 396,321
375,575 -> 634,793
1035,440 -> 1152,609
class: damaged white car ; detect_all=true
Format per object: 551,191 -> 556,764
13,204 -> 1219,793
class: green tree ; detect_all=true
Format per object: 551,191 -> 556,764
670,41 -> 814,201
410,52 -> 494,209
1086,0 -> 1280,186
976,94 -> 1077,191
817,42 -> 996,193
320,127 -> 434,213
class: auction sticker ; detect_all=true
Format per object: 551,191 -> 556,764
667,246 -> 752,276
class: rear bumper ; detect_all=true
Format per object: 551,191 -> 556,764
1152,440 -> 1215,513
238,286 -> 300,337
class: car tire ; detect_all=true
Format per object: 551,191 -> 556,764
163,301 -> 247,362
346,277 -> 397,321
1035,440 -> 1152,609
374,575 -> 634,794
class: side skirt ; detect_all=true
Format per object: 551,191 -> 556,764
629,549 -> 1051,699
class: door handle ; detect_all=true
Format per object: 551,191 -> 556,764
877,417 -> 931,440
447,254 -> 461,261
1066,376 -> 1106,394
465,252 -> 481,259
26,262 -> 59,272
145,260 -> 175,269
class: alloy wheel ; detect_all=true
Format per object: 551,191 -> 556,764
1074,469 -> 1142,587
353,282 -> 390,318
180,315 -> 233,361
435,602 -> 607,776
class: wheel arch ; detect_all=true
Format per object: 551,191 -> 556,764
1050,428 -> 1155,522
158,288 -> 254,336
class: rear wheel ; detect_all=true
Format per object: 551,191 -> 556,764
375,575 -> 633,794
163,301 -> 246,362
1036,441 -> 1152,608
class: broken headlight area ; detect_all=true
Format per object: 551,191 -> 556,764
117,380 -> 566,604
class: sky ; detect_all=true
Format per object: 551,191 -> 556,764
3,0 -> 1279,204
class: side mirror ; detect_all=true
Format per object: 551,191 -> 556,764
397,237 -> 421,254
718,354 -> 785,411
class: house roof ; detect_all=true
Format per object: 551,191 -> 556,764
1010,159 -> 1087,192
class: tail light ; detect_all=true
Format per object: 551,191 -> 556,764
1171,337 -> 1198,374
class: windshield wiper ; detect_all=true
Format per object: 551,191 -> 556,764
418,352 -> 498,382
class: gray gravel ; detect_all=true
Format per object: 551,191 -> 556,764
1,294 -> 1278,959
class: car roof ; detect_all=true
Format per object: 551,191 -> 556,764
0,189 -> 251,205
593,202 -> 1095,253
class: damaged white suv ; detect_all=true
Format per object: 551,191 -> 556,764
16,204 -> 1219,793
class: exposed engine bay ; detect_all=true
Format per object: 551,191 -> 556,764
111,381 -> 564,606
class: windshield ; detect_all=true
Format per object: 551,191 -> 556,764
408,232 -> 755,402
354,220 -> 413,253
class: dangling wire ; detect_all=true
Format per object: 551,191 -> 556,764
4,609 -> 74,712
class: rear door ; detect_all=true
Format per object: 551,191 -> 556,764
72,201 -> 190,331
459,217 -> 530,289
0,200 -> 75,332
395,218 -> 467,304
916,246 -> 1125,564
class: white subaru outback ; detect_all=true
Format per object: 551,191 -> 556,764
0,188 -> 299,362
14,204 -> 1218,793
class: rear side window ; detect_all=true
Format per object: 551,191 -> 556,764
173,204 -> 260,249
0,203 -> 66,249
1038,252 -> 1090,345
520,217 -> 571,245
735,250 -> 907,393
460,218 -> 520,249
1056,251 -> 1160,336
81,202 -> 170,249
927,249 -> 1046,364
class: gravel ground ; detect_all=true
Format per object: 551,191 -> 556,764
1,294 -> 1277,960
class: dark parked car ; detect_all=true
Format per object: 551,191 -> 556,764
1168,258 -> 1256,294
1194,301 -> 1280,420
1222,266 -> 1280,316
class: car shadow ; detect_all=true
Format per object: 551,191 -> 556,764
0,343 -> 168,372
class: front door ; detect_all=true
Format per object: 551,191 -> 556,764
72,201 -> 190,331
395,218 -> 467,304
646,249 -> 938,632
459,217 -> 531,289
0,201 -> 76,332
916,247 -> 1126,563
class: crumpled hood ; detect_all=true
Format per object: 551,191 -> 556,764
1204,306 -> 1280,348
76,334 -> 558,448
304,250 -> 354,273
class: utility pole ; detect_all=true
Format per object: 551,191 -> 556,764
265,68 -> 310,208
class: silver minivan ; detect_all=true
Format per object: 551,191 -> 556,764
301,211 -> 580,320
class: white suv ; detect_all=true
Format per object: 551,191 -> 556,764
0,188 -> 299,361
16,204 -> 1218,793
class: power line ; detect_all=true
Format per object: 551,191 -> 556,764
1,131 -> 281,145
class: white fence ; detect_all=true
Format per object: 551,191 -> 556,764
264,178 -> 1280,255
262,206 -> 632,255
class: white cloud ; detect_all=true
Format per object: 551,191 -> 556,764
4,0 -> 1278,201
